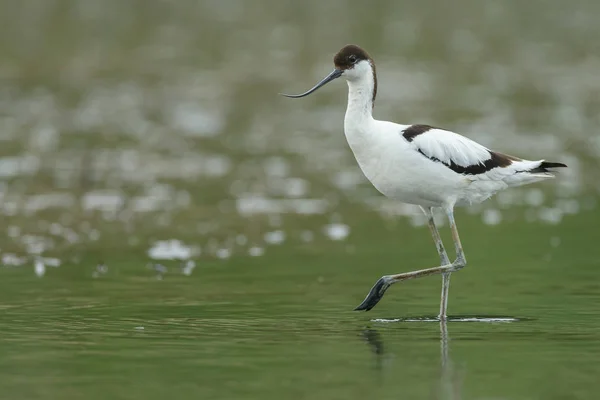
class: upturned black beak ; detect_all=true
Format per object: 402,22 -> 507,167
280,69 -> 343,98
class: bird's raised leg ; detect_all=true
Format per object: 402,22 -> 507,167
421,207 -> 452,321
353,261 -> 464,311
354,207 -> 467,312
445,207 -> 466,267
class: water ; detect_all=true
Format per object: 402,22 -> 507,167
3,211 -> 600,399
1,1 -> 600,399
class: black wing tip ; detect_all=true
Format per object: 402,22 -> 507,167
529,161 -> 568,173
541,162 -> 567,169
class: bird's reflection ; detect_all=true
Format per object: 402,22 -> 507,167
360,328 -> 385,370
440,320 -> 449,367
361,328 -> 384,355
361,320 -> 463,399
438,321 -> 460,400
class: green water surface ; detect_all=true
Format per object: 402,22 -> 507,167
2,210 -> 600,399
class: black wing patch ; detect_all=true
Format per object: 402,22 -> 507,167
419,150 -> 519,175
402,125 -> 434,142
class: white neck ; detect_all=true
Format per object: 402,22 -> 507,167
344,65 -> 376,126
343,64 -> 378,156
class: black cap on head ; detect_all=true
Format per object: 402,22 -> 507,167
334,45 -> 372,70
280,44 -> 376,102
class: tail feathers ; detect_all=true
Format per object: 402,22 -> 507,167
502,159 -> 567,188
528,161 -> 567,174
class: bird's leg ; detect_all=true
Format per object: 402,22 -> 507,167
437,207 -> 467,320
353,260 -> 462,311
354,208 -> 467,312
446,207 -> 466,266
422,207 -> 451,266
421,207 -> 452,321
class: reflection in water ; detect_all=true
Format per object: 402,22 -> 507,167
360,328 -> 385,370
440,321 -> 449,369
438,321 -> 463,400
362,322 -> 464,399
361,328 -> 384,356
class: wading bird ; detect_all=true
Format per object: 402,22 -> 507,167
281,45 -> 566,320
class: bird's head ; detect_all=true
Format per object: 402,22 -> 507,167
281,44 -> 375,98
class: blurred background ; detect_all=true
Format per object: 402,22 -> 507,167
1,1 -> 599,399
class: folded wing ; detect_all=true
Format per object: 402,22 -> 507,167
401,125 -> 566,184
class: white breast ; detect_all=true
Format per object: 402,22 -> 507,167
343,119 -> 468,207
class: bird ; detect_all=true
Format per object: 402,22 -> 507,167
281,44 -> 567,320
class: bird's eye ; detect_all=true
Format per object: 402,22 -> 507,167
348,55 -> 357,63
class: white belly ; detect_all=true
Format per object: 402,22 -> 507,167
343,120 -> 499,208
